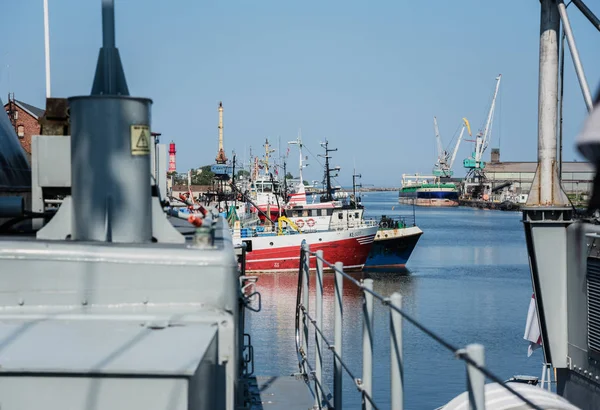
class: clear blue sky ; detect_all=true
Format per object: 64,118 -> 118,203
1,0 -> 598,186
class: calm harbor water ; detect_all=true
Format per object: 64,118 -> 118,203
247,191 -> 541,409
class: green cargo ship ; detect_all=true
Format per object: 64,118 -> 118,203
398,174 -> 459,207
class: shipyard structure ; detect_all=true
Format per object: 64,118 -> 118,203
484,149 -> 592,198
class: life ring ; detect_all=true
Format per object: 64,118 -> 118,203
307,218 -> 315,227
380,222 -> 388,229
296,219 -> 305,228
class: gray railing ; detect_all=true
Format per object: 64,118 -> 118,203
294,240 -> 544,410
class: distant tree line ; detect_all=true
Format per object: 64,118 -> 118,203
168,165 -> 215,185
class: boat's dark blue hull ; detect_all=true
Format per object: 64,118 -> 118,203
363,228 -> 422,271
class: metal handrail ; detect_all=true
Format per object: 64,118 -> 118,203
294,240 -> 545,410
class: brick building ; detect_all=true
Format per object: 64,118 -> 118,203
3,97 -> 45,163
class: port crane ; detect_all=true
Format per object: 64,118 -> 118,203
432,117 -> 472,178
463,74 -> 502,180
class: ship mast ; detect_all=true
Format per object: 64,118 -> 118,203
288,130 -> 307,184
215,101 -> 227,164
263,138 -> 275,175
319,140 -> 339,202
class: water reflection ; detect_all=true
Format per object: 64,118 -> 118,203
415,245 -> 528,267
248,269 -> 420,408
248,192 -> 540,409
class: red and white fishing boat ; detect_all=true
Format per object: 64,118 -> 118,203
231,137 -> 377,273
285,138 -> 369,232
233,221 -> 377,273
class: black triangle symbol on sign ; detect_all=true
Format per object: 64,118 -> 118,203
136,130 -> 149,149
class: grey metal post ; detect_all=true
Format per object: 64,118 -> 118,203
362,278 -> 374,410
315,250 -> 324,408
390,292 -> 403,410
334,261 -> 344,410
534,0 -> 561,205
558,29 -> 565,178
302,242 -> 310,364
93,0 -> 129,95
466,344 -> 486,410
557,0 -> 594,112
102,0 -> 116,48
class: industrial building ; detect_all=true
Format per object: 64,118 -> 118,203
484,148 -> 593,197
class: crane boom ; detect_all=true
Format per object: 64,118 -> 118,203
478,74 -> 502,161
450,118 -> 471,169
434,117 -> 443,160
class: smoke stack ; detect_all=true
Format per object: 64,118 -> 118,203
169,141 -> 176,172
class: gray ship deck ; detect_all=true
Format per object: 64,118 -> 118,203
248,376 -> 315,409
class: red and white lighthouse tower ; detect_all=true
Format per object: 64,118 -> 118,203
168,141 -> 176,173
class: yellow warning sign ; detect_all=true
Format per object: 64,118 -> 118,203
130,125 -> 151,156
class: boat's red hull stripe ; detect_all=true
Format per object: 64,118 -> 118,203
245,235 -> 374,272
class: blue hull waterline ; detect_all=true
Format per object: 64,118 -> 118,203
417,191 -> 458,200
363,229 -> 423,271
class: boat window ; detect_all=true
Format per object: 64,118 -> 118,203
321,209 -> 327,216
338,213 -> 343,220
327,209 -> 333,216
302,211 -> 309,217
355,212 -> 360,218
311,210 -> 318,216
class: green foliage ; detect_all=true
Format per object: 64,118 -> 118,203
237,169 -> 251,178
168,172 -> 187,185
285,172 -> 294,179
191,166 -> 215,185
169,166 -> 216,186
